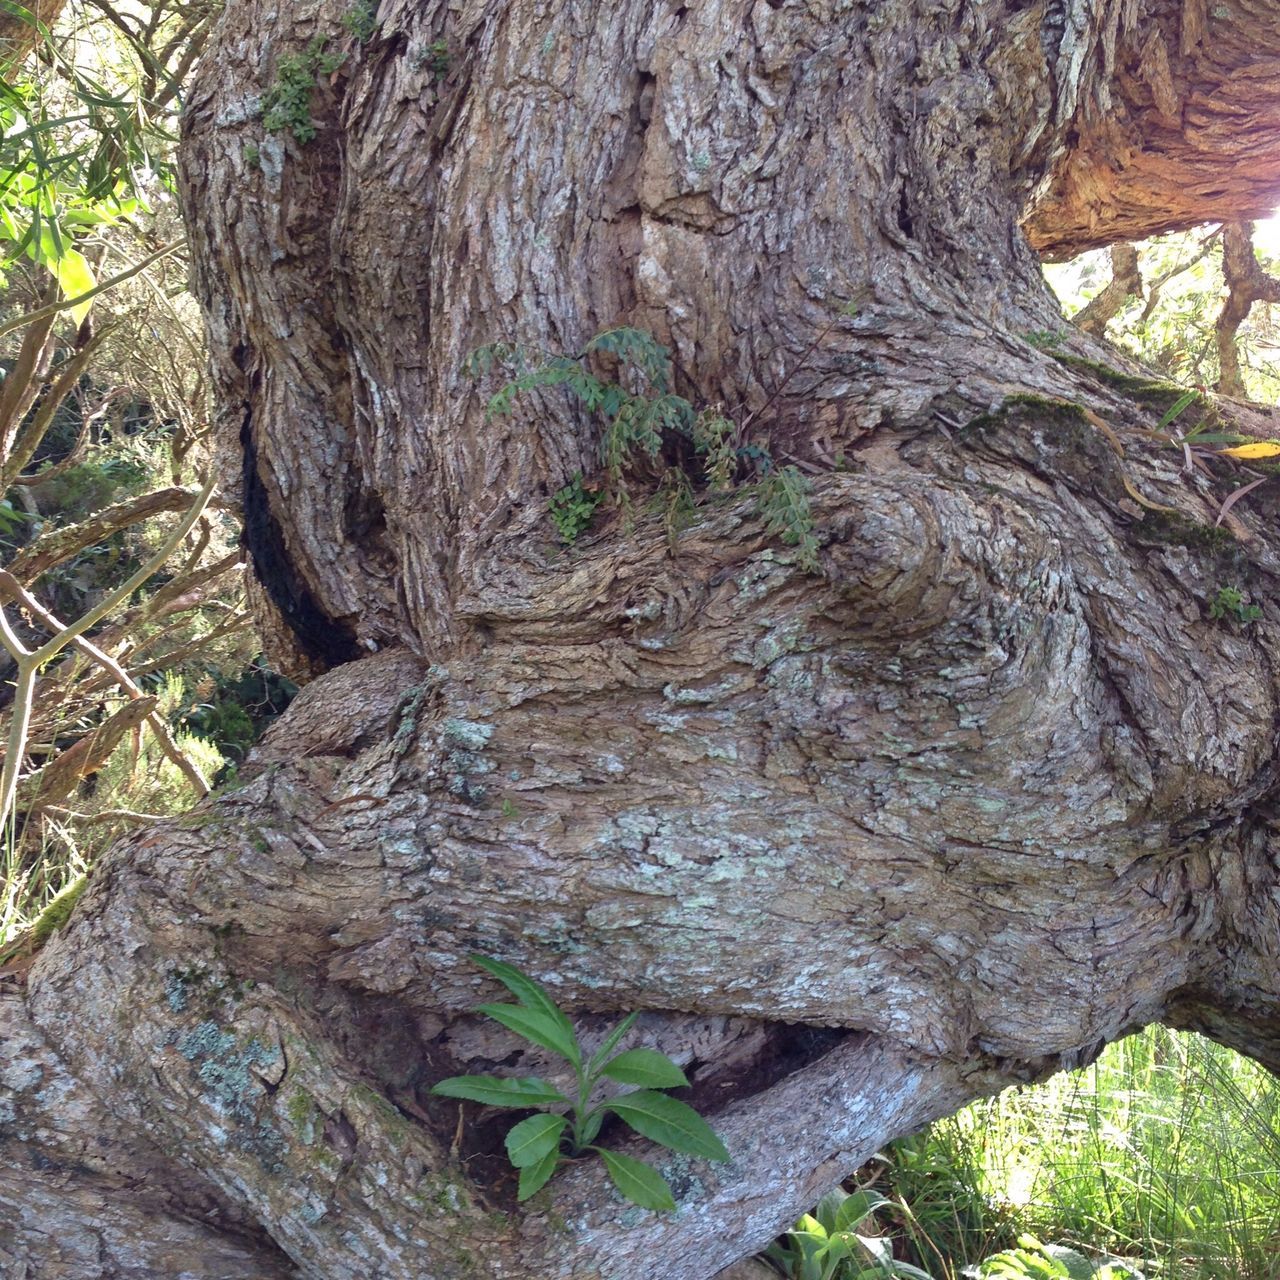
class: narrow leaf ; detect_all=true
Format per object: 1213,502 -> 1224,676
586,1011 -> 639,1075
593,1147 -> 676,1212
517,1147 -> 561,1201
505,1114 -> 567,1168
581,1109 -> 605,1145
603,1091 -> 729,1161
475,1002 -> 580,1063
430,1074 -> 568,1108
1215,475 -> 1269,527
1156,389 -> 1200,430
470,955 -> 581,1065
600,1048 -> 689,1089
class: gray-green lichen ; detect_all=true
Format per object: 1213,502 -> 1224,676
441,718 -> 494,750
178,1021 -> 276,1121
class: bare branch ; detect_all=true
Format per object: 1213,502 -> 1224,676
1216,222 -> 1280,399
1,487 -> 227,591
0,570 -> 211,799
1072,245 -> 1144,337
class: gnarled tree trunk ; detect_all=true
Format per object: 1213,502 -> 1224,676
6,2 -> 1280,1276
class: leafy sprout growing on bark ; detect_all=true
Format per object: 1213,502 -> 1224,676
430,955 -> 729,1209
1208,585 -> 1262,625
341,0 -> 379,42
261,37 -> 344,143
548,472 -> 604,544
466,328 -> 820,567
766,1187 -> 936,1280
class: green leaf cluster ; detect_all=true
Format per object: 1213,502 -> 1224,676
1208,584 -> 1262,625
549,473 -> 604,544
767,1188 -> 935,1280
965,1235 -> 1144,1280
467,328 -> 820,565
262,37 -> 344,143
0,89 -> 144,321
341,0 -> 379,43
757,464 -> 820,573
430,955 -> 729,1209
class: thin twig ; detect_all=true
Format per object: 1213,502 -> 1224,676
0,239 -> 185,340
0,571 -> 210,797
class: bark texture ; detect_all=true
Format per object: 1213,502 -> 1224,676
7,2 -> 1280,1277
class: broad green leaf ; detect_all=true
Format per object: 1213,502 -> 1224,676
593,1147 -> 676,1212
813,1188 -> 846,1230
819,1234 -> 853,1272
429,1074 -> 568,1108
603,1091 -> 729,1162
586,1011 -> 639,1075
505,1114 -> 566,1169
52,248 -> 94,324
600,1048 -> 688,1089
470,955 -> 581,1066
834,1189 -> 892,1232
475,1002 -> 580,1064
517,1147 -> 560,1201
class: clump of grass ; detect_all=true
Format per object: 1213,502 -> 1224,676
883,1026 -> 1280,1280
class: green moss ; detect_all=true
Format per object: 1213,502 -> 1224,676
962,393 -> 1089,437
348,1082 -> 419,1147
1134,509 -> 1235,551
1050,354 -> 1200,412
286,1087 -> 319,1143
1132,510 -> 1247,573
29,876 -> 86,948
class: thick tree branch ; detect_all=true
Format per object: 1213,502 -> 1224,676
1072,244 -> 1144,337
1215,222 -> 1280,399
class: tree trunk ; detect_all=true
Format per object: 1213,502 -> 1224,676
7,2 -> 1280,1277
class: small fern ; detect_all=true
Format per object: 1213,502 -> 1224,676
691,410 -> 738,492
757,465 -> 820,572
468,328 -> 820,571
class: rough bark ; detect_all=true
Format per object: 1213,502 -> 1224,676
1073,243 -> 1143,337
1025,0 -> 1280,259
0,0 -> 68,78
1215,221 -> 1280,399
7,2 -> 1280,1278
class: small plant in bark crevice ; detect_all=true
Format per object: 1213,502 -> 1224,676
430,956 -> 729,1209
261,38 -> 344,143
466,328 -> 821,569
